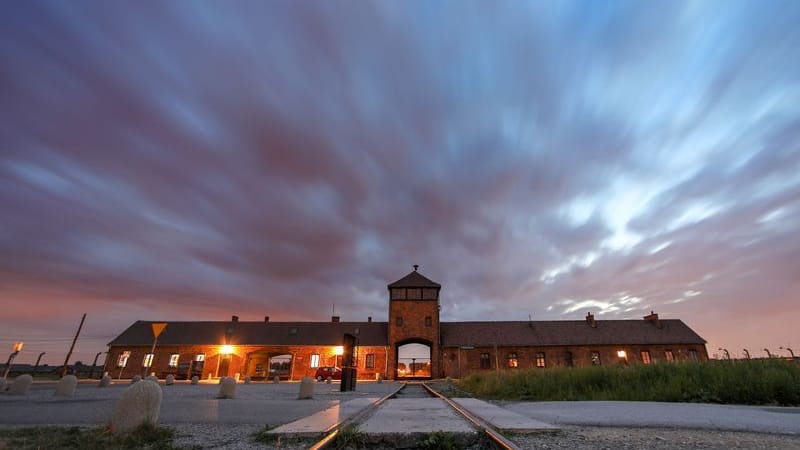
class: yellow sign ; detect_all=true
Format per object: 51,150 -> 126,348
151,322 -> 167,338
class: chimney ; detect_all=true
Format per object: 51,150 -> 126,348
643,311 -> 661,329
231,315 -> 239,322
367,316 -> 372,322
586,312 -> 597,328
264,316 -> 270,323
331,316 -> 340,323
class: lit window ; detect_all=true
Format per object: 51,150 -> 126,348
365,353 -> 375,369
195,354 -> 205,362
591,351 -> 601,366
536,352 -> 546,368
168,354 -> 180,367
396,317 -> 403,327
617,350 -> 627,359
480,353 -> 491,369
665,350 -> 674,362
688,349 -> 698,361
310,354 -> 320,368
641,351 -> 651,365
143,353 -> 154,367
507,353 -> 519,368
117,351 -> 130,368
425,316 -> 432,327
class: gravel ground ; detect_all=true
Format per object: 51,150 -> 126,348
511,426 -> 800,450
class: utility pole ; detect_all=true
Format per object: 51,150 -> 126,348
62,313 -> 86,377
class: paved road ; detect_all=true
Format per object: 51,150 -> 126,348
502,400 -> 800,435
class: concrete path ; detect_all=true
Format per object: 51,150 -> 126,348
359,398 -> 474,434
502,401 -> 800,435
453,398 -> 557,432
269,398 -> 377,434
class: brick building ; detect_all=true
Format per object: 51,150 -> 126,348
106,267 -> 708,380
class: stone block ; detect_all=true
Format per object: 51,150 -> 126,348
55,375 -> 78,397
234,372 -> 240,382
131,375 -> 142,384
111,380 -> 162,433
190,375 -> 199,385
244,376 -> 251,384
326,376 -> 332,384
298,376 -> 314,399
273,376 -> 280,384
98,375 -> 112,387
145,375 -> 159,383
217,377 -> 236,399
8,374 -> 33,395
165,374 -> 174,385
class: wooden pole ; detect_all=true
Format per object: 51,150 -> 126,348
62,313 -> 86,377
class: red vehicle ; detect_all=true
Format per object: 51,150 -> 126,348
315,366 -> 342,381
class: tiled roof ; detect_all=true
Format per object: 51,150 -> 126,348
440,320 -> 706,347
387,270 -> 441,288
108,321 -> 388,347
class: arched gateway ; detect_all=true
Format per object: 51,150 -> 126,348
387,265 -> 441,380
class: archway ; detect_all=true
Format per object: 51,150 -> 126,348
397,341 -> 432,379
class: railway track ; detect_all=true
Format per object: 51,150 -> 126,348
308,382 -> 522,450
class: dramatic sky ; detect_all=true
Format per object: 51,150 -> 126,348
2,1 -> 799,365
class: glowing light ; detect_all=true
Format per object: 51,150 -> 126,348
12,342 -> 24,352
221,345 -> 234,355
333,346 -> 344,356
617,350 -> 627,359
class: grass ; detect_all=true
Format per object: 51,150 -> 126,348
457,359 -> 800,406
0,424 -> 183,450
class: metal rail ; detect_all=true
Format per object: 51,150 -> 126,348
422,382 -> 521,450
308,382 -> 406,450
309,381 -> 521,450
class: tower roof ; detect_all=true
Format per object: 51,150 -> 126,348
388,266 -> 441,289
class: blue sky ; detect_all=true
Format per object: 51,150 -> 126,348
1,1 -> 799,363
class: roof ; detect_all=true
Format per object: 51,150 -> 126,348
387,269 -> 441,289
440,320 -> 706,347
108,321 -> 388,347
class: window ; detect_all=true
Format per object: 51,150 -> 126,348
507,352 -> 519,368
564,351 -> 573,367
641,351 -> 652,365
195,354 -> 205,362
688,349 -> 698,361
665,350 -> 674,362
396,316 -> 403,327
536,352 -> 546,368
425,316 -> 432,327
391,288 -> 406,300
365,353 -> 375,369
407,288 -> 421,299
143,353 -> 154,368
168,354 -> 180,368
310,354 -> 320,368
591,351 -> 601,366
422,288 -> 438,299
117,351 -> 130,368
480,353 -> 491,369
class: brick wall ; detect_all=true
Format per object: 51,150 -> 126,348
106,344 -> 389,380
440,343 -> 709,377
388,299 -> 440,379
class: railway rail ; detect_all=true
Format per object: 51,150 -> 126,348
307,381 -> 522,450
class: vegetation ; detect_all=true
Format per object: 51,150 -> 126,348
0,424 -> 183,450
457,360 -> 800,406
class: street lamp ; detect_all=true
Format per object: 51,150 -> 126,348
779,346 -> 795,359
3,342 -> 24,379
718,348 -> 730,360
763,348 -> 772,358
742,349 -> 750,359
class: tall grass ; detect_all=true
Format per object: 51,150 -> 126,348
457,360 -> 800,406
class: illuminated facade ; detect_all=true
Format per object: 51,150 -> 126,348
106,268 -> 708,380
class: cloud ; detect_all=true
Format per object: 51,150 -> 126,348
1,1 -> 799,362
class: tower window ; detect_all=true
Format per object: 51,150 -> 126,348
391,288 -> 406,300
407,288 -> 421,299
396,317 -> 403,327
422,288 -> 438,299
425,316 -> 432,327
